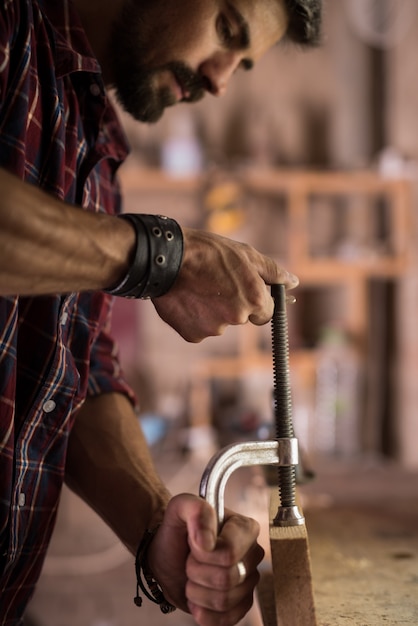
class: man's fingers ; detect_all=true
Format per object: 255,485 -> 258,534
247,284 -> 274,326
279,269 -> 299,289
187,588 -> 254,626
259,254 -> 299,290
217,511 -> 261,562
149,495 -> 264,626
186,573 -> 257,611
186,542 -> 264,589
186,510 -> 263,571
166,494 -> 218,552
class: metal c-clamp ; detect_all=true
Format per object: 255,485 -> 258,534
199,437 -> 301,529
200,285 -> 305,530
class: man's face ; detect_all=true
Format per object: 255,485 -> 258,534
109,0 -> 288,123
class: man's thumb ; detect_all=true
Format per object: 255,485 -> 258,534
170,494 -> 217,552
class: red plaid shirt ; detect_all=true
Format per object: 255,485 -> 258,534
0,0 -> 134,622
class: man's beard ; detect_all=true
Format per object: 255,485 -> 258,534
108,5 -> 206,123
113,61 -> 206,124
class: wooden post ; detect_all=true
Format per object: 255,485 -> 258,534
257,488 -> 317,626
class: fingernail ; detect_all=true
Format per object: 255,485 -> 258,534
287,272 -> 299,287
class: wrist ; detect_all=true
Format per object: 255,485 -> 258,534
105,214 -> 183,299
134,526 -> 176,614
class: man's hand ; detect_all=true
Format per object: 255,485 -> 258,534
146,494 -> 264,626
152,228 -> 298,342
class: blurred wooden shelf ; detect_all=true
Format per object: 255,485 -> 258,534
242,168 -> 411,281
119,165 -> 411,279
119,164 -> 203,193
119,166 -> 412,435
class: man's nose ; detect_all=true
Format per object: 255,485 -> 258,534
199,51 -> 243,97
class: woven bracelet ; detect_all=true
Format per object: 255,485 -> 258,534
134,528 -> 176,614
106,214 -> 184,300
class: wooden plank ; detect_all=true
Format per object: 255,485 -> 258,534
268,489 -> 317,626
257,571 -> 278,626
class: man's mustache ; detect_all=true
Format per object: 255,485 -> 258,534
167,61 -> 206,103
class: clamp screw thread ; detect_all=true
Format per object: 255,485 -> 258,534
271,284 -> 303,525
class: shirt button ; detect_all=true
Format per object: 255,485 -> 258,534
43,399 -> 56,413
18,493 -> 26,507
90,83 -> 101,97
60,311 -> 68,325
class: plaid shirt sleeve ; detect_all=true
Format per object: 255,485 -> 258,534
87,293 -> 137,405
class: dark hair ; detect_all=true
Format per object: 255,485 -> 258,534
283,0 -> 323,47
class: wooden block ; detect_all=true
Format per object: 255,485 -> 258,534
268,488 -> 317,626
257,571 -> 278,626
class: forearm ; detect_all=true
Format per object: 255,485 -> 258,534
0,168 -> 135,295
65,392 -> 171,554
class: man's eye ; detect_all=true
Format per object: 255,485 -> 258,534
218,15 -> 234,44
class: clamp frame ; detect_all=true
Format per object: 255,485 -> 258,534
199,438 -> 299,528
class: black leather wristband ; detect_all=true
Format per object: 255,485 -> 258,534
105,214 -> 183,299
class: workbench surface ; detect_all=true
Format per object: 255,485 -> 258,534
28,453 -> 418,626
295,460 -> 418,626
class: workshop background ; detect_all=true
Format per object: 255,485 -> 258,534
27,2 -> 418,625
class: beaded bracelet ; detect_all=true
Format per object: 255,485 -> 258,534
134,528 -> 176,614
106,214 -> 183,300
